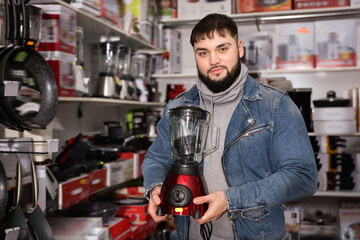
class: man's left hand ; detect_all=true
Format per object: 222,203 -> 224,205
193,190 -> 228,225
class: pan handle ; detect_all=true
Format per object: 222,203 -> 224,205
14,153 -> 23,209
28,154 -> 38,211
5,0 -> 17,42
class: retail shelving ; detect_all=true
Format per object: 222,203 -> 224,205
314,191 -> 360,198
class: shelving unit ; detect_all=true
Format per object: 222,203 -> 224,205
59,97 -> 166,108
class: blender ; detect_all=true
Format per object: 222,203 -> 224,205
131,53 -> 148,102
117,45 -> 134,100
156,106 -> 219,218
93,37 -> 121,98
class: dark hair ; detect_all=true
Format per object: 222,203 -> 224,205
190,13 -> 238,47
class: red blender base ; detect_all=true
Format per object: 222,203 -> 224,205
156,164 -> 208,219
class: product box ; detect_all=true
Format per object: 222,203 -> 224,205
317,153 -> 338,172
36,4 -> 76,55
104,159 -> 133,186
71,0 -> 101,16
318,171 -> 355,191
239,0 -> 292,13
275,22 -> 315,69
39,51 -> 76,97
88,168 -> 107,193
351,172 -> 360,191
58,174 -> 91,210
313,120 -> 357,135
299,223 -> 338,236
284,208 -> 300,240
293,0 -> 350,9
242,32 -> 273,70
351,0 -> 360,6
103,217 -> 132,240
156,29 -> 181,74
315,19 -> 357,68
338,208 -> 360,240
118,150 -> 147,178
157,0 -> 177,19
178,0 -> 231,19
354,153 -> 360,172
312,107 -> 356,121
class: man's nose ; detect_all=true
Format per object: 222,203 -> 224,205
209,52 -> 220,65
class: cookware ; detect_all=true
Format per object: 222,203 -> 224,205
0,0 -> 58,130
26,156 -> 55,240
0,160 -> 8,221
313,90 -> 350,107
7,158 -> 31,240
103,121 -> 123,138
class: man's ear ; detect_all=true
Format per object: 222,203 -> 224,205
238,40 -> 244,58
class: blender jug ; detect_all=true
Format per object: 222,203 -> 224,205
117,46 -> 134,100
157,106 -> 219,218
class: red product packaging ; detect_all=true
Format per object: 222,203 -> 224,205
89,168 -> 107,193
103,217 -> 132,240
118,150 -> 147,178
293,0 -> 349,9
58,174 -> 90,210
239,0 -> 292,13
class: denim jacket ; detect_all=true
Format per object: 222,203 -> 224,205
142,75 -> 318,240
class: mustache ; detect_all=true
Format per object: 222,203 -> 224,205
207,65 -> 228,74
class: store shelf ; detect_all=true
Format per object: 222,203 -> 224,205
40,0 -> 162,50
58,97 -> 166,108
161,6 -> 360,27
314,191 -> 360,198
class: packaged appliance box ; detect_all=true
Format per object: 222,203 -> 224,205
284,208 -> 300,240
338,208 -> 360,240
351,0 -> 360,6
99,0 -> 121,26
239,0 -> 292,13
104,158 -> 133,187
88,168 -> 107,193
118,150 -> 147,178
275,22 -> 315,69
36,4 -> 76,55
293,0 -> 350,9
178,0 -> 231,19
313,120 -> 357,135
58,174 -> 91,210
315,19 -> 357,68
103,217 -> 132,240
156,28 -> 181,74
312,107 -> 356,121
352,172 -> 360,191
242,32 -> 273,70
39,51 -> 76,97
71,0 -> 101,16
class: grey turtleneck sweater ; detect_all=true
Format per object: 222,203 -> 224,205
189,63 -> 248,240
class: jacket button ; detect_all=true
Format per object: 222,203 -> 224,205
248,118 -> 253,123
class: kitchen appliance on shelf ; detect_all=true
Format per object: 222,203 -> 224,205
131,53 -> 148,102
93,37 -> 120,98
117,45 -> 134,100
156,106 -> 219,218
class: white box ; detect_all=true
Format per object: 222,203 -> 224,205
351,0 -> 360,6
156,29 -> 181,74
315,19 -> 357,68
36,4 -> 77,55
104,159 -> 133,187
313,120 -> 356,135
71,0 -> 101,16
312,107 -> 356,121
284,208 -> 300,239
178,0 -> 232,19
352,172 -> 360,191
339,208 -> 360,240
275,22 -> 315,69
299,224 -> 338,236
242,32 -> 273,70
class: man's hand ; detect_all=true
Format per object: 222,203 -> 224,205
193,190 -> 228,225
148,185 -> 171,222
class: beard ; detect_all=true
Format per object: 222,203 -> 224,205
198,57 -> 241,93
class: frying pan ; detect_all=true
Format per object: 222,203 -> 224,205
0,0 -> 58,130
0,0 -> 26,131
0,160 -> 8,221
7,158 -> 31,240
26,156 -> 55,240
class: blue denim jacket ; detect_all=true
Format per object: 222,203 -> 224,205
142,75 -> 318,240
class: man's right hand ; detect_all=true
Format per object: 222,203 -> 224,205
148,185 -> 171,222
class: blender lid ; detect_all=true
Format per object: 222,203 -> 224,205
169,105 -> 210,119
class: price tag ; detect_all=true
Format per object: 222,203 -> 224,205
47,139 -> 59,153
3,81 -> 20,96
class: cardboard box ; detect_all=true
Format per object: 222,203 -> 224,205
58,175 -> 91,210
89,168 -> 107,193
315,19 -> 357,68
178,0 -> 231,19
242,32 -> 273,70
118,150 -> 147,178
313,120 -> 357,135
71,0 -> 101,16
293,0 -> 349,9
312,107 -> 356,121
99,0 -> 121,27
275,22 -> 315,69
351,0 -> 360,6
352,172 -> 360,191
103,217 -> 132,240
39,51 -> 76,97
239,0 -> 292,13
104,159 -> 134,186
36,4 -> 76,55
156,29 -> 181,74
338,208 -> 360,240
284,208 -> 300,240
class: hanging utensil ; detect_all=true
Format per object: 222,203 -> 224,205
26,154 -> 55,240
0,160 -> 8,221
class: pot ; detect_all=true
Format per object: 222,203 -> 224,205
313,90 -> 350,108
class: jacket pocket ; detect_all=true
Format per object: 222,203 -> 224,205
236,204 -> 270,221
243,123 -> 272,137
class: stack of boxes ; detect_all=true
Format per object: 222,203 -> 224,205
36,4 -> 77,97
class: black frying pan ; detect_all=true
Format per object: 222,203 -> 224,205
0,0 -> 58,130
26,155 -> 55,240
7,158 -> 31,240
0,160 -> 8,221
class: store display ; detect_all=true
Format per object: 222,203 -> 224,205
156,28 -> 181,74
239,0 -> 292,13
178,0 -> 231,19
276,22 -> 315,69
117,45 -> 135,100
156,106 -> 219,218
339,208 -> 360,240
293,0 -> 350,9
315,19 -> 357,68
242,32 -> 273,70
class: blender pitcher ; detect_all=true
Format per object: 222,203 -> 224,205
157,106 -> 219,218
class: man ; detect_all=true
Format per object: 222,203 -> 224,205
142,13 -> 318,239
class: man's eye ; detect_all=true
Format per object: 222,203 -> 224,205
198,52 -> 207,56
219,47 -> 228,52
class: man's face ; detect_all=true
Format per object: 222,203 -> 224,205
193,31 -> 244,93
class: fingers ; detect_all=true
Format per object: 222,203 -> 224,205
148,186 -> 169,223
193,191 -> 228,225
